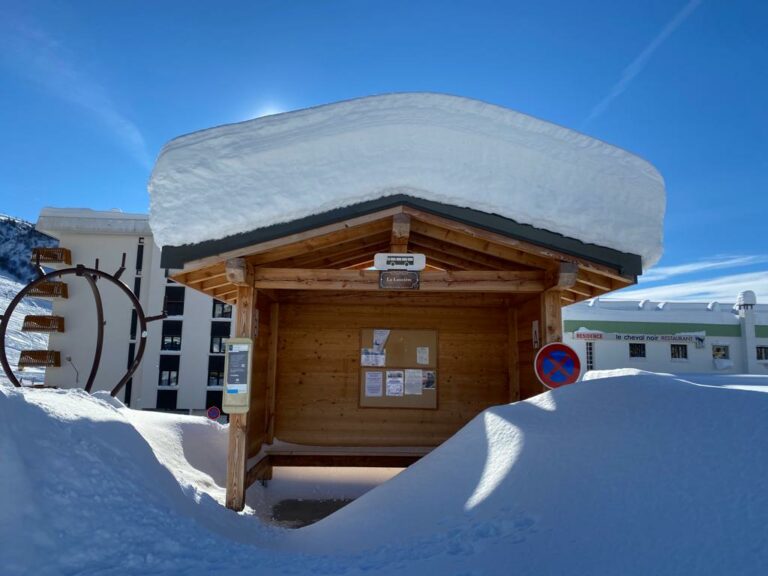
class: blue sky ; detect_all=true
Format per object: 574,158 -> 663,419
1,0 -> 765,301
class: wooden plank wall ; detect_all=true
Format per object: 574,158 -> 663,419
273,301 -> 509,447
246,293 -> 272,457
516,295 -> 545,399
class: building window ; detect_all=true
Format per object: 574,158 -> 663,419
585,341 -> 594,371
164,286 -> 185,316
129,310 -> 137,340
208,356 -> 225,387
156,389 -> 178,411
210,321 -> 231,353
212,299 -> 232,318
758,346 -> 768,361
158,355 -> 180,387
629,343 -> 646,358
671,344 -> 688,360
712,345 -> 730,360
161,320 -> 183,351
133,276 -> 142,298
135,242 -> 145,273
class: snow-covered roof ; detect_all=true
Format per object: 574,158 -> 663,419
149,93 -> 665,268
37,207 -> 152,236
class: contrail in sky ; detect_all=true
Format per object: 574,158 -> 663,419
0,14 -> 151,169
583,0 -> 703,126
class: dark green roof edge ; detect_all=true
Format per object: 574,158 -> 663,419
160,194 -> 642,277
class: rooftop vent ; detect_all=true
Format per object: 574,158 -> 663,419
735,290 -> 757,310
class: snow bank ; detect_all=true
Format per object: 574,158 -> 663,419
3,372 -> 767,575
149,93 -> 665,268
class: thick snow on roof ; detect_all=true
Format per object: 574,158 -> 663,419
149,93 -> 665,268
3,372 -> 768,574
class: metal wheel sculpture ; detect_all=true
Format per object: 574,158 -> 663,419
0,254 -> 165,397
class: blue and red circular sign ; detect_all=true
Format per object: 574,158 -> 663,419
207,405 -> 222,420
534,342 -> 581,389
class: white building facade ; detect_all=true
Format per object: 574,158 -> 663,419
35,208 -> 234,412
563,292 -> 768,375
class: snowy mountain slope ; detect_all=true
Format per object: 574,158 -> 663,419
0,214 -> 57,283
0,272 -> 50,385
149,93 -> 665,268
2,372 -> 767,575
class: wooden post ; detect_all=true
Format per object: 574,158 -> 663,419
390,213 -> 411,253
265,302 -> 279,444
507,307 -> 520,402
226,278 -> 255,511
541,289 -> 563,344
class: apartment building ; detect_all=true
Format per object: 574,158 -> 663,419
34,208 -> 234,412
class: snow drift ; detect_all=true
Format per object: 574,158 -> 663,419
3,372 -> 766,575
149,93 -> 665,268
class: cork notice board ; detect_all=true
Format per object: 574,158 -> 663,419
359,328 -> 438,409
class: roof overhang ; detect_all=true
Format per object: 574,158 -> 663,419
161,194 -> 641,278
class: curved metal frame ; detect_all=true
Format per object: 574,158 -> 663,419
0,262 -> 164,397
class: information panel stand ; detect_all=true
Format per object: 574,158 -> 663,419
222,337 -> 253,414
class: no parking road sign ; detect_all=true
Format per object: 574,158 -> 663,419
534,342 -> 581,389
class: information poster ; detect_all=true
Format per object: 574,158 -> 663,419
364,371 -> 383,397
416,346 -> 429,365
373,329 -> 390,352
226,343 -> 250,394
361,348 -> 386,366
386,370 -> 404,396
404,369 -> 423,395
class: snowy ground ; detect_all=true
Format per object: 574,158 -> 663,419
0,272 -> 49,385
2,371 -> 768,575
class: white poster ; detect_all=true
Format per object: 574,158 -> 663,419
404,369 -> 423,395
361,348 -> 386,367
373,329 -> 391,352
365,371 -> 384,397
386,370 -> 404,396
416,346 -> 430,365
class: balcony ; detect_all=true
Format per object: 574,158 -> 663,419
18,350 -> 61,368
22,315 -> 65,333
30,247 -> 72,265
27,281 -> 68,299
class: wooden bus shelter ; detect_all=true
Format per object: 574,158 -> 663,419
161,195 -> 641,510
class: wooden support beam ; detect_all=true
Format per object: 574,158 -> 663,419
547,262 -> 579,290
390,213 -> 411,252
245,455 -> 273,489
265,302 -> 279,444
541,289 -> 563,344
226,280 -> 255,511
251,268 -> 546,292
226,257 -> 249,286
507,307 -> 520,402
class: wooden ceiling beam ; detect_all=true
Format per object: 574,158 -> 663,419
174,264 -> 226,285
409,218 -> 553,270
252,268 -> 545,292
390,213 -> 411,252
405,206 -> 634,283
181,206 -> 404,271
409,232 -> 531,270
266,233 -> 390,269
409,245 -> 487,271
